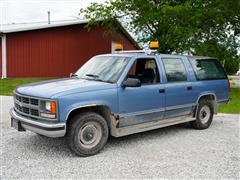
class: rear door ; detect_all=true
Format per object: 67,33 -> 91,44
160,56 -> 195,118
189,58 -> 229,103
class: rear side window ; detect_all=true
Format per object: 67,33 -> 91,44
162,58 -> 187,82
190,59 -> 227,80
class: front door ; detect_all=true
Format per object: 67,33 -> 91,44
118,58 -> 165,127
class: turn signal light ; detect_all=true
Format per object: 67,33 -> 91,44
50,101 -> 57,113
150,41 -> 159,49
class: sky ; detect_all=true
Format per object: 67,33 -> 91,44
0,0 -> 106,25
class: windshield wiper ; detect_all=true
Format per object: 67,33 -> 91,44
70,73 -> 79,79
93,79 -> 114,84
84,74 -> 113,83
85,74 -> 99,78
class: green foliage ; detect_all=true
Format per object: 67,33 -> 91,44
218,88 -> 240,114
224,56 -> 239,75
80,0 -> 240,74
194,39 -> 239,74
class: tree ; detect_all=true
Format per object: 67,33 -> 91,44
80,0 -> 240,74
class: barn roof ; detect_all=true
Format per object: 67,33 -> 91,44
0,19 -> 91,33
0,19 -> 140,49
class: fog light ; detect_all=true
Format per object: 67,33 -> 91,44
40,112 -> 56,119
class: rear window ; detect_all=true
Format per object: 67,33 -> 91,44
190,59 -> 227,80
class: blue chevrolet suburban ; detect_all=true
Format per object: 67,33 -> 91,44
10,45 -> 229,156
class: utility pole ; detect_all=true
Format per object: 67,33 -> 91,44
47,11 -> 51,24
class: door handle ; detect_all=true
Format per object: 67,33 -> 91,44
187,86 -> 192,90
159,89 -> 165,93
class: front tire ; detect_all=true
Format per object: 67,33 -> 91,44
66,112 -> 109,157
190,99 -> 214,129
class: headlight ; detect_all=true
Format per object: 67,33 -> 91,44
45,101 -> 51,111
40,100 -> 57,119
43,101 -> 57,113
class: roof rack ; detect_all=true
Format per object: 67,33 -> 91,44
114,50 -> 157,55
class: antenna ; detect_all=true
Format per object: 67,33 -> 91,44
47,11 -> 51,24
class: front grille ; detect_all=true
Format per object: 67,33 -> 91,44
15,94 -> 21,102
22,106 -> 30,114
22,97 -> 29,104
30,98 -> 39,105
15,94 -> 39,106
30,109 -> 39,116
15,103 -> 22,111
14,93 -> 40,118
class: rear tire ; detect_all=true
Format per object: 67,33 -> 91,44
190,99 -> 214,129
66,112 -> 109,157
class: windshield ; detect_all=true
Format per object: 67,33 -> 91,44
74,56 -> 129,83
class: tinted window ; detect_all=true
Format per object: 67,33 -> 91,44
127,59 -> 160,85
162,58 -> 187,82
190,59 -> 227,80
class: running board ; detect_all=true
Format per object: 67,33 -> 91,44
110,115 -> 195,137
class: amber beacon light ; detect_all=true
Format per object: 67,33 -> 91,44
114,43 -> 123,51
150,41 -> 159,49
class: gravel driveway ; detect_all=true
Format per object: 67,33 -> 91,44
1,96 -> 239,179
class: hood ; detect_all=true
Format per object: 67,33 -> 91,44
16,78 -> 116,98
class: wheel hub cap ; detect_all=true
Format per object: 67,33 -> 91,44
78,121 -> 102,149
82,126 -> 96,142
199,105 -> 210,124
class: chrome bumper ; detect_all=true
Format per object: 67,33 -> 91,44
10,108 -> 66,138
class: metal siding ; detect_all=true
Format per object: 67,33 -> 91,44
112,31 -> 138,51
6,24 -> 137,77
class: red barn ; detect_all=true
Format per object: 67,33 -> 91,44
0,20 -> 139,78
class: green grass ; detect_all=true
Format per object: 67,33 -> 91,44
0,78 -> 53,96
218,88 -> 240,114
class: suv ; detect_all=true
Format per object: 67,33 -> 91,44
10,49 -> 229,156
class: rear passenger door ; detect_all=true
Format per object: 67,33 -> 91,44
189,58 -> 229,103
161,57 -> 194,118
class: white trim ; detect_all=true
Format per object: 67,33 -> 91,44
111,41 -> 118,53
120,107 -> 165,118
0,19 -> 90,33
165,103 -> 195,111
1,34 -> 6,79
119,103 -> 195,119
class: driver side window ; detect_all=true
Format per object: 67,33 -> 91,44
127,58 -> 160,85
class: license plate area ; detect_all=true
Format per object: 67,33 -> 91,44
11,118 -> 25,131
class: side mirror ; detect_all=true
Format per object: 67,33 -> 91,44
122,78 -> 141,88
70,73 -> 78,78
